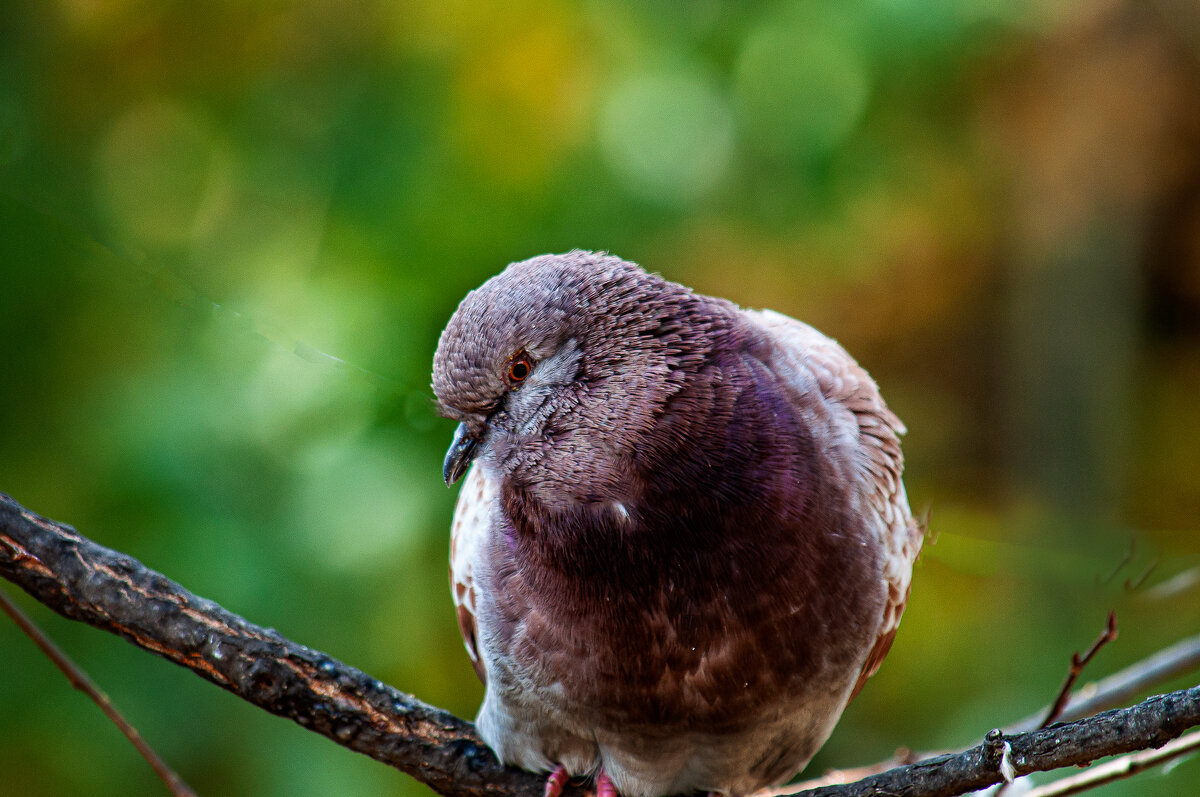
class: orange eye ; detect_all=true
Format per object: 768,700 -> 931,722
507,351 -> 533,383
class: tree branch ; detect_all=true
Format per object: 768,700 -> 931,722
1,491 -> 1198,797
0,493 -> 553,797
1022,728 -> 1200,797
777,615 -> 1200,795
782,689 -> 1200,797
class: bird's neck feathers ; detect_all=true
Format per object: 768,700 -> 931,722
498,335 -> 826,587
490,277 -> 738,496
487,267 -> 827,579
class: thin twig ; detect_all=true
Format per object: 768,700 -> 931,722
1023,727 -> 1200,797
0,587 -> 198,797
1041,611 -> 1120,729
993,612 -> 1121,797
1010,630 -> 1200,731
1100,538 -> 1136,585
1124,556 -> 1159,592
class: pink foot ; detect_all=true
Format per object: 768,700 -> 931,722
545,765 -> 570,797
595,771 -> 617,797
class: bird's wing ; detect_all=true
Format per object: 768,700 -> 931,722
751,309 -> 923,698
449,463 -> 497,684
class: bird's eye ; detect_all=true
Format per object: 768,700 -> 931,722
507,351 -> 534,384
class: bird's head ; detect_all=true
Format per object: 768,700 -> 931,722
432,251 -> 727,503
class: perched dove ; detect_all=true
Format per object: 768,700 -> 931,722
432,251 -> 921,797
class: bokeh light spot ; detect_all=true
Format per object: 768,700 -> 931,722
598,68 -> 733,205
450,16 -> 593,186
735,24 -> 871,158
292,441 -> 435,574
93,101 -> 228,247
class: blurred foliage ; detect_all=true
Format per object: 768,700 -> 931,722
2,1 -> 1200,795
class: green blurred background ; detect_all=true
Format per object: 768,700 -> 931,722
2,1 -> 1199,795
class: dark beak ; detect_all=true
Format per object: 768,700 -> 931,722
443,422 -> 479,486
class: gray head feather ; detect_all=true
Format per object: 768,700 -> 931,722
432,250 -> 735,504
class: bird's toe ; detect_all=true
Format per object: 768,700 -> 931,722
545,765 -> 570,797
594,771 -> 617,797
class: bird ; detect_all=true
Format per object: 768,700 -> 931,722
431,251 -> 921,797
